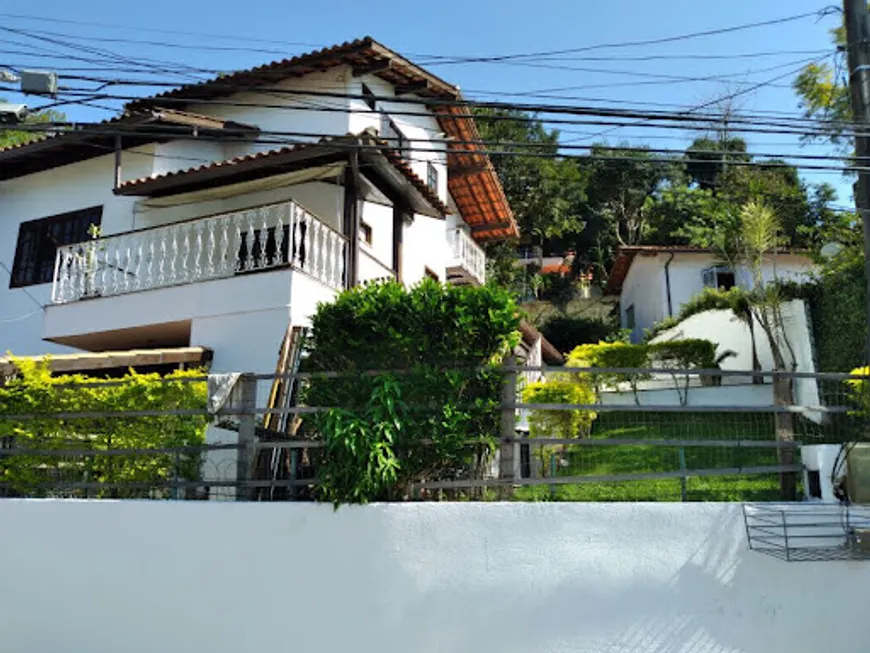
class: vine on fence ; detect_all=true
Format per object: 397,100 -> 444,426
0,358 -> 208,497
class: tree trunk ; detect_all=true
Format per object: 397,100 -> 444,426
773,373 -> 798,501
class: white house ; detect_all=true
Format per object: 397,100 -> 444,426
0,37 -> 518,377
607,245 -> 816,343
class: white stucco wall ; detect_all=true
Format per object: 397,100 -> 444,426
0,153 -> 153,356
619,255 -> 667,342
1,501 -> 868,653
403,214 -> 451,284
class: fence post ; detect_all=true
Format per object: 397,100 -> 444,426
678,447 -> 688,502
236,373 -> 258,501
499,356 -> 518,497
772,370 -> 798,501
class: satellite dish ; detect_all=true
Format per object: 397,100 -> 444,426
820,242 -> 844,259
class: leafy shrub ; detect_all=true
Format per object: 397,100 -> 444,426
0,358 -> 208,497
648,339 -> 717,369
540,314 -> 621,354
538,272 -> 576,305
565,341 -> 652,398
801,256 -> 866,372
303,279 -> 521,505
522,378 -> 597,476
846,366 -> 870,416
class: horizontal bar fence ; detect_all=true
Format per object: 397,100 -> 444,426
0,365 -> 867,502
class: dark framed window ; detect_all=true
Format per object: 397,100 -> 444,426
702,265 -> 736,291
361,84 -> 377,111
360,221 -> 373,245
427,162 -> 438,193
11,206 -> 103,288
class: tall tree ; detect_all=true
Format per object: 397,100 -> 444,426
793,19 -> 851,148
473,108 -> 588,245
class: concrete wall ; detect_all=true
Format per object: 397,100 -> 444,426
652,300 -> 822,418
1,501 -> 868,653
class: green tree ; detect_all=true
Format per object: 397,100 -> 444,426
473,107 -> 588,245
0,102 -> 66,149
793,20 -> 851,149
685,136 -> 751,191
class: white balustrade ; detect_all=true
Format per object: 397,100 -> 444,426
51,201 -> 348,304
448,228 -> 486,285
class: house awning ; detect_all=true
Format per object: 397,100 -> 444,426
0,347 -> 213,377
0,109 -> 258,182
114,133 -> 449,218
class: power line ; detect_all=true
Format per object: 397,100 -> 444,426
2,122 -> 866,174
411,8 -> 840,64
0,261 -> 44,311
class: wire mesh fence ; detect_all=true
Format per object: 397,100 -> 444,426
0,366 -> 868,502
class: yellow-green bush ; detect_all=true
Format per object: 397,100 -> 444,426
0,357 -> 208,497
522,378 -> 596,476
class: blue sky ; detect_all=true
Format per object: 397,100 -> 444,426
0,0 -> 847,199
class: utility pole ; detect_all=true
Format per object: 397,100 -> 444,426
845,0 -> 870,364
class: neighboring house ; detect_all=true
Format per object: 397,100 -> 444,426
607,246 -> 816,343
605,245 -> 821,418
0,38 -> 517,378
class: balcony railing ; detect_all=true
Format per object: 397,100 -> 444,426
52,201 -> 348,304
448,228 -> 486,285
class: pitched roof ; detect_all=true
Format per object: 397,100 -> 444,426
0,109 -> 258,181
124,37 -> 517,241
519,320 -> 564,365
115,131 -> 449,216
0,38 -> 517,240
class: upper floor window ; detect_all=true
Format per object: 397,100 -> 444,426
382,117 -> 408,158
360,221 -> 373,245
702,266 -> 735,291
11,206 -> 103,288
361,84 -> 377,111
427,162 -> 438,193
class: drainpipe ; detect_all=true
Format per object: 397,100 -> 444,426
664,252 -> 675,317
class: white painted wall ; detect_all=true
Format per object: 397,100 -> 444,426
2,501 -> 868,653
0,153 -> 153,356
651,300 -> 822,420
187,67 -> 354,159
403,214 -> 451,284
619,255 -> 667,342
600,383 -> 774,407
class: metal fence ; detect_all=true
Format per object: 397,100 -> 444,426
0,366 -> 867,502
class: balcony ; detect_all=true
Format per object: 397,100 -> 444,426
446,228 -> 486,286
52,200 -> 348,305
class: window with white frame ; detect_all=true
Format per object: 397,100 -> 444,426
427,162 -> 438,192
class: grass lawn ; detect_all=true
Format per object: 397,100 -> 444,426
515,411 -> 790,502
